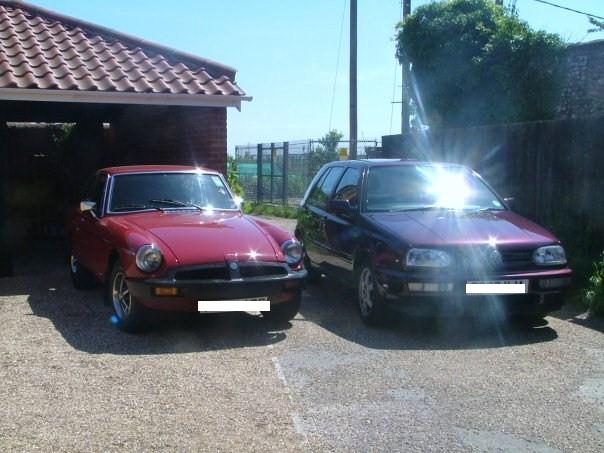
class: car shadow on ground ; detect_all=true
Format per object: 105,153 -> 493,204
551,303 -> 604,334
1,269 -> 289,355
299,278 -> 559,350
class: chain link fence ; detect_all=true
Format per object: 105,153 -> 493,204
233,139 -> 379,205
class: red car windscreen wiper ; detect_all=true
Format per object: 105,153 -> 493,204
148,199 -> 204,210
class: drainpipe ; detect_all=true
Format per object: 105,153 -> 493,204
0,122 -> 13,277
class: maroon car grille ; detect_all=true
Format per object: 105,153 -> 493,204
457,247 -> 536,272
500,249 -> 534,269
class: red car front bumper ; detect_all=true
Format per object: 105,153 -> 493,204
126,268 -> 307,312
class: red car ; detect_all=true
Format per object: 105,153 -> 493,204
66,165 -> 306,332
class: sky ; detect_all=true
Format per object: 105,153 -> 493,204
31,0 -> 604,153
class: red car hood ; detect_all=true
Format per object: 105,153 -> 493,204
367,209 -> 559,247
118,211 -> 280,265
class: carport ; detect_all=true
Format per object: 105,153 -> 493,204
0,0 -> 250,276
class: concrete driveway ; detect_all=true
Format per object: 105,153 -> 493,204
0,223 -> 602,452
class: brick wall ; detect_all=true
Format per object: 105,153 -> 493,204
557,40 -> 604,118
110,106 -> 227,175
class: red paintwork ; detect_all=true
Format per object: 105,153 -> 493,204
99,165 -> 214,175
108,210 -> 284,267
66,166 -> 296,285
368,209 -> 559,247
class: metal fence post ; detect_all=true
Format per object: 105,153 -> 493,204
270,142 -> 275,203
256,143 -> 263,203
282,142 -> 289,205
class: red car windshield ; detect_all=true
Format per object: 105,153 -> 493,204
109,172 -> 238,212
365,164 -> 504,212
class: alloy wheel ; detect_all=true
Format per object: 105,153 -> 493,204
112,271 -> 132,318
358,267 -> 374,316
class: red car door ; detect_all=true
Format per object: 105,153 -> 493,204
72,173 -> 110,280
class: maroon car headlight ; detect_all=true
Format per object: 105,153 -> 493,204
533,245 -> 567,266
282,239 -> 303,265
135,245 -> 163,272
406,248 -> 452,268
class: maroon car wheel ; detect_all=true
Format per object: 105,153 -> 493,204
304,252 -> 321,283
356,264 -> 387,325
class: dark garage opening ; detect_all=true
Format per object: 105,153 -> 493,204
0,101 -> 233,277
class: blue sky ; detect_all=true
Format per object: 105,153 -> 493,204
32,1 -> 604,152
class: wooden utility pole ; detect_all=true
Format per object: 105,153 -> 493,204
401,0 -> 411,135
349,0 -> 357,159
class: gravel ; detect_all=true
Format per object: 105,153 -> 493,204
0,216 -> 602,451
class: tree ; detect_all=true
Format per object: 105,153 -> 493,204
309,130 -> 343,174
396,0 -> 566,128
226,156 -> 244,197
588,17 -> 604,33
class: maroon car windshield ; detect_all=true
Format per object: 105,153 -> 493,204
364,164 -> 505,212
109,172 -> 238,212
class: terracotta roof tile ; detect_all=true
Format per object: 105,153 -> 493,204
0,0 -> 245,97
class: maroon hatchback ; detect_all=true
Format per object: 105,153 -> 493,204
296,160 -> 572,325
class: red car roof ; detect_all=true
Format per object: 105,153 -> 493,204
99,165 -> 218,175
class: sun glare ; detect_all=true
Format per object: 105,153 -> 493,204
425,169 -> 471,209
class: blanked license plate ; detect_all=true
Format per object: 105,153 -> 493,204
466,280 -> 528,295
198,297 -> 270,312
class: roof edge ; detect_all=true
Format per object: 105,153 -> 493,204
0,0 -> 238,80
0,87 -> 252,110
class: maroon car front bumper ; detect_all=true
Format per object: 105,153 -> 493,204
376,267 -> 572,316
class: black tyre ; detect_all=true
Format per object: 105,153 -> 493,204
356,263 -> 388,326
304,252 -> 321,284
107,261 -> 147,333
263,291 -> 301,325
69,253 -> 96,290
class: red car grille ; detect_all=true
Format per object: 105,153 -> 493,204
174,263 -> 288,281
175,267 -> 230,281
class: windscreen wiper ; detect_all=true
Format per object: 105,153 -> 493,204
113,204 -> 162,212
148,199 -> 204,210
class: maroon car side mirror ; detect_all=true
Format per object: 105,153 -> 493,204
503,197 -> 515,210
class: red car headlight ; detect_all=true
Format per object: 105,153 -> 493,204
135,245 -> 163,272
281,240 -> 303,265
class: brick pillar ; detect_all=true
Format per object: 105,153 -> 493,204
0,122 -> 12,276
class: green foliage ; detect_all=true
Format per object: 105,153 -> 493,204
242,202 -> 298,219
584,252 -> 604,316
396,0 -> 566,128
588,17 -> 604,33
51,123 -> 75,148
226,156 -> 244,197
309,130 -> 343,174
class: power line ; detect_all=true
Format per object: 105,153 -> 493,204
329,0 -> 348,132
531,0 -> 604,21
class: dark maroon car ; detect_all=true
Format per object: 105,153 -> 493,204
296,160 -> 572,325
66,165 -> 306,332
